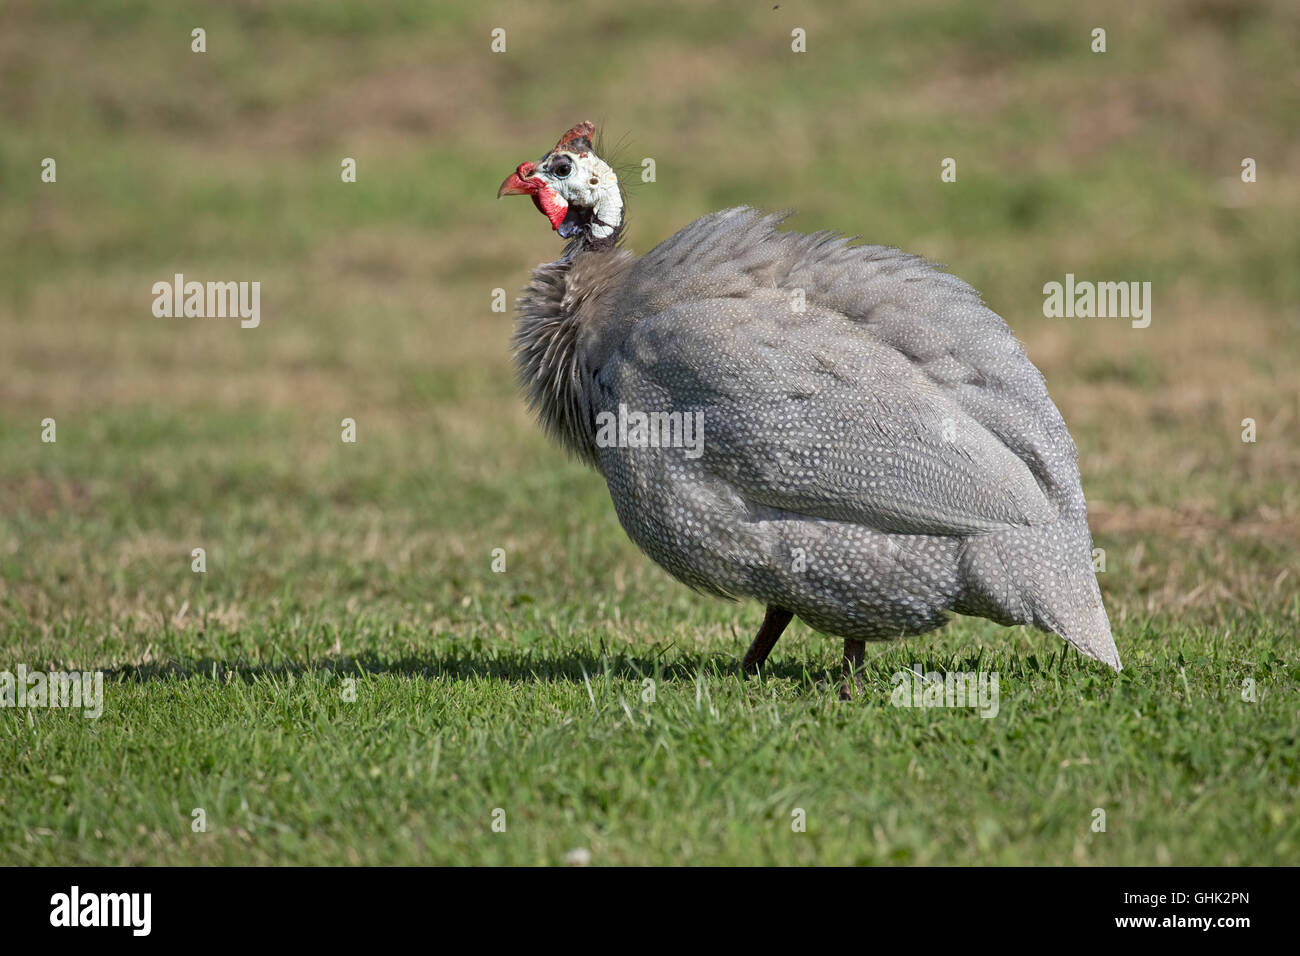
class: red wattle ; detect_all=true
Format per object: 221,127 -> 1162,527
532,187 -> 569,231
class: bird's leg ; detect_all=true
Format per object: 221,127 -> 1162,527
741,605 -> 793,675
839,639 -> 866,700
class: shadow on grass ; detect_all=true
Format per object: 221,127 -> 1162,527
105,648 -> 828,687
103,644 -> 1103,689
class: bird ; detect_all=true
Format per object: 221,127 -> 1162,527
498,121 -> 1120,694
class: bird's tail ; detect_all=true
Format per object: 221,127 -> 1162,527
1027,552 -> 1120,670
958,519 -> 1121,670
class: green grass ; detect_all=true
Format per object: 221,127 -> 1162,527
1,0 -> 1298,864
3,616 -> 1295,865
2,402 -> 1296,865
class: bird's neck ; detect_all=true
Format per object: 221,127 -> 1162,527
513,246 -> 634,466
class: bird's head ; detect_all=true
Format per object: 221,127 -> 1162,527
497,121 -> 624,246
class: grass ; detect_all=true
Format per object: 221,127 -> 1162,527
1,0 -> 1297,864
4,620 -> 1294,865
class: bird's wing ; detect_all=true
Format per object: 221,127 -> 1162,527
606,293 -> 1057,535
618,207 -> 1083,510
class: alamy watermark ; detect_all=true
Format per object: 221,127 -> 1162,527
891,664 -> 999,718
1042,274 -> 1151,328
1,665 -> 103,718
152,274 -> 260,328
50,886 -> 150,935
595,403 -> 705,459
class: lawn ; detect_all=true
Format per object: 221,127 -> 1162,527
0,0 -> 1296,864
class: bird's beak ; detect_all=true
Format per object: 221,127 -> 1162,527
498,160 -> 570,232
498,162 -> 538,198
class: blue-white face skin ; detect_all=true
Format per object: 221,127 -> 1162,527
500,124 -> 623,243
531,146 -> 622,241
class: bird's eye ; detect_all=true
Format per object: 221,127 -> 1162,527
551,158 -> 573,179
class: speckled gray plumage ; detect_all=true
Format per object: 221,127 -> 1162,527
513,207 -> 1120,670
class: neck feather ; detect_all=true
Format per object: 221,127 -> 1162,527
513,246 -> 631,465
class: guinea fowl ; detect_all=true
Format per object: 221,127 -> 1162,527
499,122 -> 1120,690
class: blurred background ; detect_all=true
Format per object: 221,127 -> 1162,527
1,0 -> 1297,866
4,0 -> 1296,639
3,0 -> 1298,650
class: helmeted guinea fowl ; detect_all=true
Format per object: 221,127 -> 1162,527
499,121 -> 1120,688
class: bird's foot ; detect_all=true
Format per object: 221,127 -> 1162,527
837,673 -> 867,701
838,639 -> 866,701
740,606 -> 794,679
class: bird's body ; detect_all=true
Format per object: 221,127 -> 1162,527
502,123 -> 1119,680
